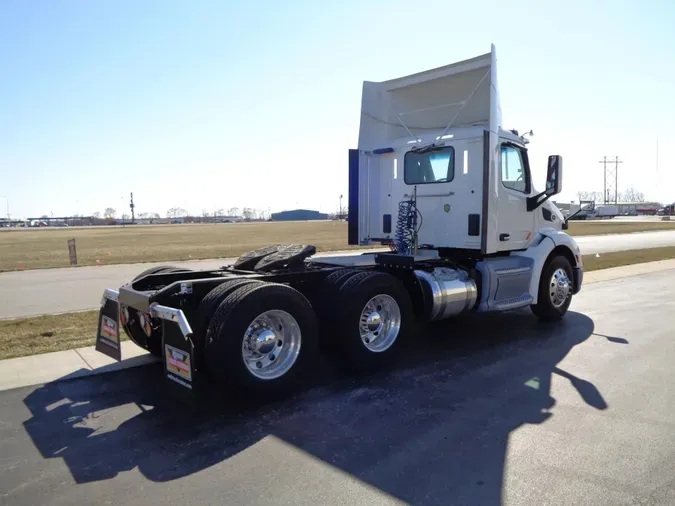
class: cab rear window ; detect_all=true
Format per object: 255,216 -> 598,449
404,147 -> 455,185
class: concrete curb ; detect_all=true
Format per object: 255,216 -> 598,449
3,258 -> 675,392
0,341 -> 159,392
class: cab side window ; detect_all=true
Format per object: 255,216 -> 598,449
501,146 -> 528,193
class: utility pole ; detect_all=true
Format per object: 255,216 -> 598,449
656,137 -> 659,202
129,192 -> 135,224
599,156 -> 606,203
598,156 -> 623,204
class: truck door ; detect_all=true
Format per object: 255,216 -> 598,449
495,142 -> 535,251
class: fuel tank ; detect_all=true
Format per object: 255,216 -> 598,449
414,267 -> 478,321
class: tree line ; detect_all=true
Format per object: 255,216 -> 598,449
89,207 -> 271,221
576,185 -> 649,204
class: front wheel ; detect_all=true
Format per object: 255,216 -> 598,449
530,256 -> 574,321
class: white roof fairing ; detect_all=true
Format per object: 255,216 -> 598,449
358,45 -> 502,151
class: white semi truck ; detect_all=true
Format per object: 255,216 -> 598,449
95,45 -> 583,398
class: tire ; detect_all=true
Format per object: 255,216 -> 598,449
203,282 -> 319,399
322,269 -> 360,302
314,269 -> 359,343
316,268 -> 361,351
132,265 -> 187,282
530,255 -> 574,322
194,279 -> 265,349
330,271 -> 414,373
123,265 -> 191,357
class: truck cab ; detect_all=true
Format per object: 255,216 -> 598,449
348,44 -> 582,316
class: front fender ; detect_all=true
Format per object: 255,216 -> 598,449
539,228 -> 582,267
512,234 -> 557,303
513,230 -> 583,304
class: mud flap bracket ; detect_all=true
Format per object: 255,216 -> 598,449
152,303 -> 202,395
96,289 -> 202,396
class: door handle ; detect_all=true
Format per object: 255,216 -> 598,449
499,233 -> 510,241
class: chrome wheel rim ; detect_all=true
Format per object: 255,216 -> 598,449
358,294 -> 401,353
549,268 -> 571,308
241,310 -> 301,380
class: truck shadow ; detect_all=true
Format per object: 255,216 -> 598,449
21,309 -> 606,505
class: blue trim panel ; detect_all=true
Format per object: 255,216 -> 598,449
348,149 -> 360,245
373,147 -> 394,154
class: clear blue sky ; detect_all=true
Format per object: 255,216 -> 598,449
1,0 -> 674,219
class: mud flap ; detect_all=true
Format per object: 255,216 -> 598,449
95,297 -> 122,361
162,319 -> 200,396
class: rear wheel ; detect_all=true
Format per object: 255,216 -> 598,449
195,279 -> 265,346
313,268 -> 359,349
122,265 -> 190,356
204,282 -> 319,399
530,255 -> 573,321
329,271 -> 413,373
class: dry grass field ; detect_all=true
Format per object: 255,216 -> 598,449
2,220 -> 675,272
0,310 -> 116,360
0,221 -> 364,272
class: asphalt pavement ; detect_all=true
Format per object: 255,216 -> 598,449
1,269 -> 675,505
0,249 -> 374,319
3,230 -> 675,319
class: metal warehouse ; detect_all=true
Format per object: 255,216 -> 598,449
270,209 -> 329,221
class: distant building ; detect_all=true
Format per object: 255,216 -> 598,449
26,216 -> 94,227
270,209 -> 329,221
553,201 -> 662,216
214,215 -> 244,223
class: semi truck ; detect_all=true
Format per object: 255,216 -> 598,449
567,200 -> 595,220
95,45 -> 584,398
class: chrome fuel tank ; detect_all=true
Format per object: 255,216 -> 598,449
414,267 -> 478,321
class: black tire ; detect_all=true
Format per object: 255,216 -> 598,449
323,269 -> 360,301
132,265 -> 187,282
203,282 -> 319,399
530,255 -> 574,322
123,265 -> 191,357
194,279 -> 265,349
329,271 -> 414,373
314,269 -> 359,340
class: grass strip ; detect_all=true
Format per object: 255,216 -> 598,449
0,311 -> 125,360
581,246 -> 675,270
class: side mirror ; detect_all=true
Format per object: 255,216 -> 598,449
526,154 -> 563,212
545,155 -> 562,195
